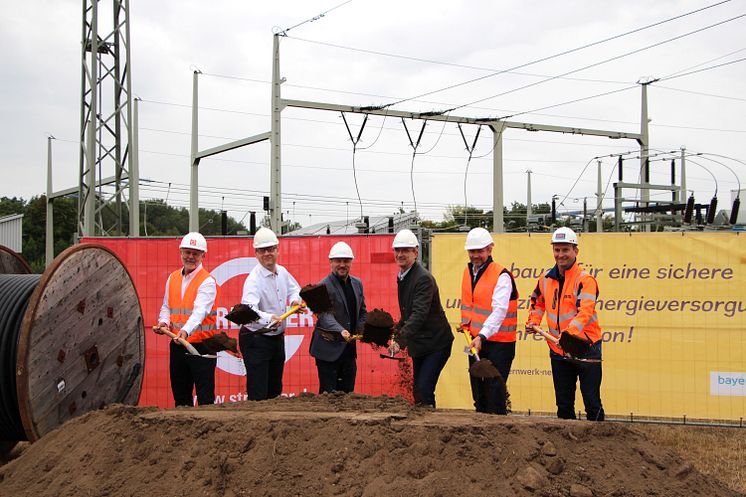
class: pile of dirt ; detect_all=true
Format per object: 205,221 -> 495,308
0,393 -> 741,497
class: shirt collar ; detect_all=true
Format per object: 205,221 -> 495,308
257,263 -> 277,277
398,262 -> 416,281
470,256 -> 493,276
182,263 -> 203,279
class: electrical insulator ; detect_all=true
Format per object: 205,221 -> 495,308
706,196 -> 718,224
729,197 -> 740,225
683,195 -> 695,223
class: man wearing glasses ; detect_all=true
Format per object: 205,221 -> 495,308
239,227 -> 301,400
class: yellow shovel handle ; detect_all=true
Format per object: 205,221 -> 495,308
460,327 -> 478,356
266,303 -> 306,328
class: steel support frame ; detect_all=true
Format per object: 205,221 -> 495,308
281,97 -> 643,233
78,0 -> 135,237
186,34 -> 646,234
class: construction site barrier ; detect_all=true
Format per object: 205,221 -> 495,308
432,231 -> 746,422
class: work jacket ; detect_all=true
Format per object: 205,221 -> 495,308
460,261 -> 518,343
167,267 -> 220,343
528,261 -> 601,356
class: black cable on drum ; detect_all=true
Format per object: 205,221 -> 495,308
0,274 -> 41,441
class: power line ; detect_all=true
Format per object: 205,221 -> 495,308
459,12 -> 746,116
276,0 -> 354,36
500,53 -> 746,121
381,1 -> 734,109
284,36 -> 634,86
655,84 -> 746,102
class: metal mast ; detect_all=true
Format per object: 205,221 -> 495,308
78,0 -> 136,237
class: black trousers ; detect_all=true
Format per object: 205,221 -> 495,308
469,340 -> 515,414
239,329 -> 285,401
551,354 -> 605,421
169,340 -> 216,406
315,343 -> 357,394
411,345 -> 452,407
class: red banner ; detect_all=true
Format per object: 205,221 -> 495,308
84,235 -> 410,407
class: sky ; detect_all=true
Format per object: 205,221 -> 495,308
1,0 -> 745,231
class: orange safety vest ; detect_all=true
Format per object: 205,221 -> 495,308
528,262 -> 601,356
460,262 -> 518,343
167,267 -> 220,343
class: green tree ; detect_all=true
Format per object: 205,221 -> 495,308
0,196 -> 247,272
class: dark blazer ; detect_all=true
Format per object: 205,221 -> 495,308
397,262 -> 454,357
309,273 -> 367,362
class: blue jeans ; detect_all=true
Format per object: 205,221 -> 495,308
411,345 -> 451,407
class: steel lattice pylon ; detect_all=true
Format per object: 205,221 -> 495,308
78,0 -> 137,237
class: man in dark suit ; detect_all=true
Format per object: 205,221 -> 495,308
309,241 -> 367,393
388,229 -> 454,407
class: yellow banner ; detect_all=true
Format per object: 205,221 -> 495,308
432,232 -> 746,421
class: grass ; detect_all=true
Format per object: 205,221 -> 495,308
629,423 -> 745,494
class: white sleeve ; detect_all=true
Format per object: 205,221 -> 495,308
158,276 -> 171,325
479,272 -> 512,340
182,277 -> 217,336
286,270 -> 301,304
241,270 -> 273,326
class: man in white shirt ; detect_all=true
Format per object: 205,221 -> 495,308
460,228 -> 518,414
239,227 -> 301,400
157,232 -> 220,406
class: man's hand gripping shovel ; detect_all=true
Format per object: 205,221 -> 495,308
526,324 -> 601,364
252,304 -> 306,335
152,325 -> 217,359
458,326 -> 501,379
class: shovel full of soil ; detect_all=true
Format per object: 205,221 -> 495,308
459,326 -> 501,379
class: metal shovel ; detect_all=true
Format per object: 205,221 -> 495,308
459,327 -> 500,379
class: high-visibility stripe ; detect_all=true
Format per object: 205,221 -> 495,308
559,310 -> 577,322
530,263 -> 601,356
473,307 -> 492,317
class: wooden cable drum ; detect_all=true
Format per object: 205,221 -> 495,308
0,244 -> 144,444
0,245 -> 32,274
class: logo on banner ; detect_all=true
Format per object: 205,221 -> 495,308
710,372 -> 746,396
211,257 -> 305,376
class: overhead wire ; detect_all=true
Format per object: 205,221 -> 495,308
457,124 -> 483,226
466,12 -> 746,118
498,51 -> 746,121
340,112 -> 368,219
285,36 -> 634,86
275,0 -> 354,36
371,0 -> 734,109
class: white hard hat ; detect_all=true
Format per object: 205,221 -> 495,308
179,232 -> 207,253
328,241 -> 354,260
392,229 -> 419,248
464,227 -> 494,250
551,227 -> 578,245
253,227 -> 279,249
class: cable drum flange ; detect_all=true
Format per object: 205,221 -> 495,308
0,244 -> 145,444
